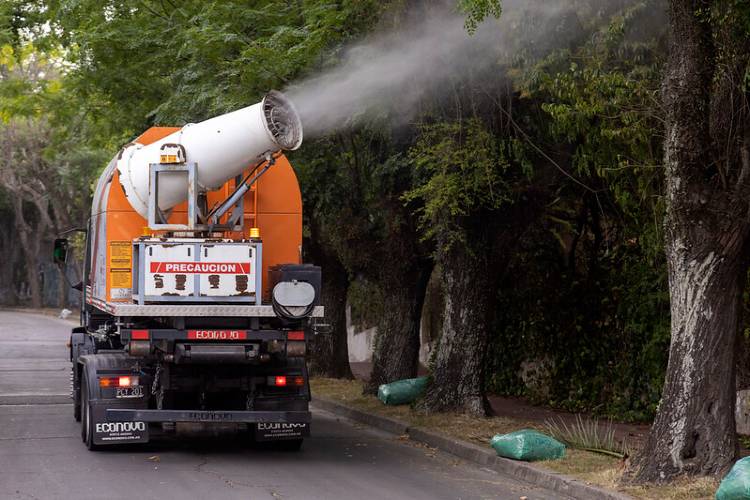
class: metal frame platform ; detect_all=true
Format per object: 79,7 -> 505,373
95,302 -> 323,318
107,409 -> 312,423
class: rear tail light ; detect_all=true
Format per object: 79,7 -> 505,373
99,376 -> 139,388
267,375 -> 305,387
130,329 -> 149,340
287,331 -> 305,341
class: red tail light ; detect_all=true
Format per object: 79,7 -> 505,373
267,375 -> 305,387
287,331 -> 305,341
131,329 -> 149,340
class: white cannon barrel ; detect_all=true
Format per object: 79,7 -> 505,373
116,90 -> 303,219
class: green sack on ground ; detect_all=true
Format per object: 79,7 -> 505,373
377,377 -> 429,405
717,456 -> 750,499
490,429 -> 566,461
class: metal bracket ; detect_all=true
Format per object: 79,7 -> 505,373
147,162 -> 244,232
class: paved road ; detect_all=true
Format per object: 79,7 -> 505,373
0,310 -> 565,500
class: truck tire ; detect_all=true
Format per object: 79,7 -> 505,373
80,374 -> 100,451
73,368 -> 81,422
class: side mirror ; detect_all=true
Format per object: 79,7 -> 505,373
53,238 -> 69,264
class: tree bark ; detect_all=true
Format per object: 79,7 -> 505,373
419,240 -> 493,416
364,266 -> 431,394
308,255 -> 353,379
625,0 -> 750,482
11,197 -> 44,308
420,193 -> 544,416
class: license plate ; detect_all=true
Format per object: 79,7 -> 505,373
116,386 -> 144,399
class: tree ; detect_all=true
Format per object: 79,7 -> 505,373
0,118 -> 57,307
0,37 -> 106,307
298,128 -> 433,392
304,216 -> 353,379
625,0 -> 750,483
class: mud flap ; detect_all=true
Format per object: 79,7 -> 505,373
253,422 -> 310,441
91,402 -> 150,445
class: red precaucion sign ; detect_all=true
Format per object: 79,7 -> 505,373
187,330 -> 248,340
150,262 -> 251,274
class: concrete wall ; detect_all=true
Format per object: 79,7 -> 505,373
347,318 -> 434,366
347,266 -> 443,368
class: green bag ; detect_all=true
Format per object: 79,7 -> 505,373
377,377 -> 429,405
490,429 -> 566,461
717,457 -> 750,499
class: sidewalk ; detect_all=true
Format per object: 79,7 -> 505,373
312,377 -> 720,499
350,360 -> 649,449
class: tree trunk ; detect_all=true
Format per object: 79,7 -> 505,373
364,274 -> 430,394
21,239 -> 42,308
11,197 -> 44,308
308,256 -> 353,379
625,0 -> 750,482
626,232 -> 745,481
419,241 -> 492,416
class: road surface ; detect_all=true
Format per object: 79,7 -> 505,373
0,310 -> 566,500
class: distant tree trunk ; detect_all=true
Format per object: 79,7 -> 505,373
420,197 -> 543,416
364,266 -> 431,394
625,0 -> 750,483
12,197 -> 44,308
308,254 -> 353,379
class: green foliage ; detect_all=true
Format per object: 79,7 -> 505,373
458,0 -> 502,33
486,223 -> 670,422
529,0 -> 665,257
544,415 -> 630,458
405,118 -> 511,247
297,125 -> 427,281
482,0 -> 670,421
44,0 -> 384,130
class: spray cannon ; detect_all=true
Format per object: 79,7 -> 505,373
116,90 -> 303,226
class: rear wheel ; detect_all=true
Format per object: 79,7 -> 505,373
80,374 -> 100,450
73,368 -> 81,422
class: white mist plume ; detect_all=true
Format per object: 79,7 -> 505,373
285,1 -> 573,138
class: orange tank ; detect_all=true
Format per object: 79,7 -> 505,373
86,126 -> 302,308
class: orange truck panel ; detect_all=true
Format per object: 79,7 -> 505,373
98,127 -> 302,303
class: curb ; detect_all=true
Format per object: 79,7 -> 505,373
312,397 -> 633,500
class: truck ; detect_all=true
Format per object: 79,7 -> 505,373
53,90 -> 320,450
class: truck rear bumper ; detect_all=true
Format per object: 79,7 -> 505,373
106,408 -> 311,424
